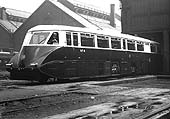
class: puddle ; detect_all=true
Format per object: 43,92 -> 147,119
6,85 -> 20,89
149,97 -> 161,101
155,91 -> 170,97
111,109 -> 120,114
151,101 -> 163,105
155,93 -> 166,97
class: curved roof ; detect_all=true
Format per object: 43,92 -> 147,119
29,25 -> 158,43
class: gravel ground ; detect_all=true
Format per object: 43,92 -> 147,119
0,77 -> 170,119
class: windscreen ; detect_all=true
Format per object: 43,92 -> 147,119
29,32 -> 50,44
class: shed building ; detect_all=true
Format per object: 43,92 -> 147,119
0,7 -> 30,70
120,0 -> 170,74
0,7 -> 30,52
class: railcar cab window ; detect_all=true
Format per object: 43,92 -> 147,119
81,33 -> 95,47
111,37 -> 121,49
29,32 -> 50,44
127,40 -> 136,50
47,32 -> 59,45
97,35 -> 109,48
137,41 -> 144,51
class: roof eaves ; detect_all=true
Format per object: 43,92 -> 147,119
6,8 -> 31,18
0,20 -> 17,33
0,22 -> 9,32
49,0 -> 99,29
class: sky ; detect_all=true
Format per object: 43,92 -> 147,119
0,0 -> 120,14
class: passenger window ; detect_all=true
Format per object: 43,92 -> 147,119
111,37 -> 121,49
150,44 -> 157,52
66,32 -> 71,45
145,42 -> 150,45
137,41 -> 144,51
81,33 -> 95,47
157,44 -> 160,53
123,38 -> 126,49
97,35 -> 109,48
73,33 -> 78,46
127,40 -> 135,50
47,32 -> 59,45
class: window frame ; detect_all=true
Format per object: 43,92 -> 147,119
97,35 -> 110,48
29,32 -> 50,45
47,32 -> 59,45
127,39 -> 136,50
111,37 -> 121,49
80,33 -> 95,47
150,43 -> 157,53
137,41 -> 144,51
73,32 -> 78,46
66,32 -> 72,46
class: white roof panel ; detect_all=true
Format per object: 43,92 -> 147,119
29,25 -> 157,43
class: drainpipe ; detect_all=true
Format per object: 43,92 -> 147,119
110,4 -> 116,27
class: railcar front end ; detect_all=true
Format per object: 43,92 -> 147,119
6,29 -> 64,82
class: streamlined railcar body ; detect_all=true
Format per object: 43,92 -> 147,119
6,25 -> 161,82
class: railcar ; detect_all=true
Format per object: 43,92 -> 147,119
6,25 -> 161,82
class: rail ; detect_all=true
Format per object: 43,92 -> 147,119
1,75 -> 170,119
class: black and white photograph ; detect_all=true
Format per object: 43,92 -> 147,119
0,0 -> 170,118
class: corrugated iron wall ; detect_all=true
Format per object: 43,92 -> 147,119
121,0 -> 170,33
121,0 -> 170,74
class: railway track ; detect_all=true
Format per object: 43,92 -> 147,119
0,82 -> 133,119
137,103 -> 170,119
0,75 -> 170,119
0,92 -> 96,118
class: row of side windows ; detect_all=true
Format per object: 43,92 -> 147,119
65,32 -> 157,53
